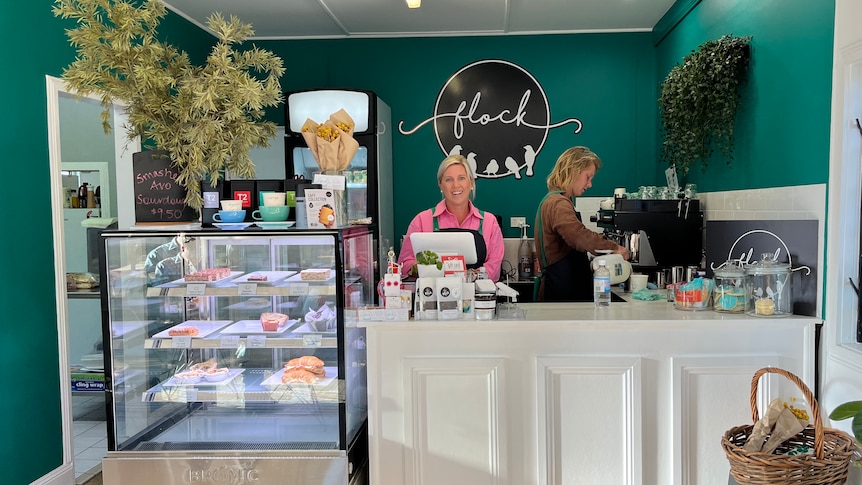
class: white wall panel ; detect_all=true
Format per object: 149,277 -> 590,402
537,357 -> 642,485
403,357 -> 508,485
673,357 -> 777,485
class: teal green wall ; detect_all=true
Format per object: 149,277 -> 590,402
0,3 -> 212,483
2,0 -> 834,482
653,0 -> 835,192
262,34 -> 658,239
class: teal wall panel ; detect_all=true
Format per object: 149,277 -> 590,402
0,3 -> 213,483
654,0 -> 835,192
263,34 -> 658,238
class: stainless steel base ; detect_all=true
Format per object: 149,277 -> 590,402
102,450 -> 348,485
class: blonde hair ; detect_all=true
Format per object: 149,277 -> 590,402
546,146 -> 602,191
437,154 -> 476,199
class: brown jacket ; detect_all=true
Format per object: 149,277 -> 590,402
536,192 -> 618,268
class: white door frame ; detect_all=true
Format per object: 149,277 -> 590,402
39,75 -> 137,485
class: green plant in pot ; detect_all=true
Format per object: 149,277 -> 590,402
53,0 -> 285,211
658,34 -> 751,176
829,401 -> 862,444
413,250 -> 443,277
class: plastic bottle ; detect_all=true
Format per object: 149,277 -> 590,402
594,260 -> 611,307
518,223 -> 533,280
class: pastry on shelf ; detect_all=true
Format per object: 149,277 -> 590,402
261,312 -> 290,331
284,355 -> 325,376
299,268 -> 331,281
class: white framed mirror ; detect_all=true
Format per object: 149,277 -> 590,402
45,74 -> 138,481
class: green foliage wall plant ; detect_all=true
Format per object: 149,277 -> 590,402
658,34 -> 751,175
52,0 -> 285,210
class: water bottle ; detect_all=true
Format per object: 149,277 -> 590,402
594,260 -> 611,307
518,223 -> 533,280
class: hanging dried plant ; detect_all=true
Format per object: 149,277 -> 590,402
53,0 -> 285,210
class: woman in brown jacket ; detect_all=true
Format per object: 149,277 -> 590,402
534,146 -> 629,301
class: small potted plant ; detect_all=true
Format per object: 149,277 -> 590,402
658,34 -> 752,176
415,250 -> 444,278
53,0 -> 285,211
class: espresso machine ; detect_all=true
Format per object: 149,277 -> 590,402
590,198 -> 704,273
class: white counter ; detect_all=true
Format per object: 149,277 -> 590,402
361,299 -> 819,485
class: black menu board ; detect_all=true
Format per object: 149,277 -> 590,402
705,220 -> 818,316
132,151 -> 198,224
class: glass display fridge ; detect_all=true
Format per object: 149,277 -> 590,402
99,226 -> 373,485
284,89 -> 393,279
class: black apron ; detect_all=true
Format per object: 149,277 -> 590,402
432,209 -> 488,270
534,191 -> 594,302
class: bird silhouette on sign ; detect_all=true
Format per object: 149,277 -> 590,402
504,156 -> 521,179
448,145 -> 462,156
466,152 -> 478,178
523,145 -> 536,177
484,159 -> 499,176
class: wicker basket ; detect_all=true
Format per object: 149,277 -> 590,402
721,367 -> 859,485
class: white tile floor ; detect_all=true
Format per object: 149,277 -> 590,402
72,394 -> 107,482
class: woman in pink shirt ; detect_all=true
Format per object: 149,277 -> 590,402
398,154 -> 504,281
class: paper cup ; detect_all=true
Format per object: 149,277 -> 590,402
630,274 -> 648,292
262,192 -> 286,206
221,200 -> 242,211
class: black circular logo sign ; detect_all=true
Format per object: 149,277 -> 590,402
440,287 -> 451,298
423,287 -> 433,297
434,60 -> 549,180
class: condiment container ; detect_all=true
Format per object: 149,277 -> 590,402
744,253 -> 792,317
673,277 -> 713,311
712,260 -> 746,313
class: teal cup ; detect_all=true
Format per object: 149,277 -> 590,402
213,210 -> 246,223
252,206 -> 289,222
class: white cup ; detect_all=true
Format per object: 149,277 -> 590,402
630,274 -> 648,292
220,199 -> 242,211
262,192 -> 286,206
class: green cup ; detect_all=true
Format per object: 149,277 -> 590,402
252,205 -> 289,222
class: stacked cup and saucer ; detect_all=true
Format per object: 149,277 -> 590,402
212,200 -> 251,230
253,192 -> 295,230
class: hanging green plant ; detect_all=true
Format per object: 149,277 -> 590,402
53,0 -> 285,211
659,34 -> 752,175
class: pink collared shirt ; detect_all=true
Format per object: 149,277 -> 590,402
398,200 -> 504,281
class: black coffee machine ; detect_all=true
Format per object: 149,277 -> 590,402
590,198 -> 704,271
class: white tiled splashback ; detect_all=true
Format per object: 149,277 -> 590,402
504,184 -> 826,279
574,183 -> 825,230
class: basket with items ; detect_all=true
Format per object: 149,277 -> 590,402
721,367 -> 860,485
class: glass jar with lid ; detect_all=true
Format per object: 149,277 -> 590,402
712,260 -> 746,313
744,253 -> 792,317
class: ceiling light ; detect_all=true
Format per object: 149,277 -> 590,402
406,0 -> 421,8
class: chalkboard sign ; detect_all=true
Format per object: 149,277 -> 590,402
705,220 -> 818,316
132,150 -> 198,224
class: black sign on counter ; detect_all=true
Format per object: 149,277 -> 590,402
132,150 -> 198,224
705,220 -> 818,316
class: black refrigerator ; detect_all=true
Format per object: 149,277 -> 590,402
284,89 -> 394,278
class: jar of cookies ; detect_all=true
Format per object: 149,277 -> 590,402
744,253 -> 792,317
712,260 -> 745,313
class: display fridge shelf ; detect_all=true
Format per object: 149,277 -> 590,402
144,334 -> 340,349
141,368 -> 343,403
144,284 -> 337,298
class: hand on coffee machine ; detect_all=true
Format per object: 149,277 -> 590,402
611,245 -> 630,261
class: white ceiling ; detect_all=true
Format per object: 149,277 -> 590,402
163,0 -> 677,40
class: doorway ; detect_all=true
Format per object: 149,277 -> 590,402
46,75 -> 137,482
